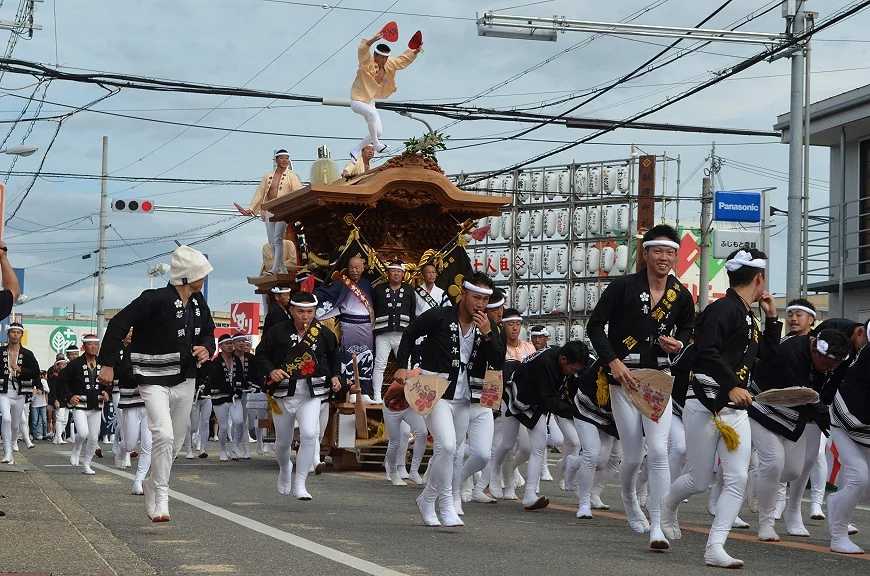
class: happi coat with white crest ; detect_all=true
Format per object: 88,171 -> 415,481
587,270 -> 694,379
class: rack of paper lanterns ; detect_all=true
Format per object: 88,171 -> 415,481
451,158 -> 651,346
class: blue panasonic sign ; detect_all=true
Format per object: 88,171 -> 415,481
713,191 -> 762,223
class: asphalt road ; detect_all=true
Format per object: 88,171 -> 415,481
12,442 -> 870,576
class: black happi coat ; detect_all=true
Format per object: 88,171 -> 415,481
255,320 -> 341,399
99,284 -> 216,387
0,343 -> 40,395
396,306 -> 504,402
688,289 -> 782,413
61,355 -> 103,411
831,344 -> 870,447
587,271 -> 694,380
509,347 -> 576,428
373,282 -> 416,335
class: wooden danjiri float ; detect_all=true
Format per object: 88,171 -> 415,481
249,135 -> 509,469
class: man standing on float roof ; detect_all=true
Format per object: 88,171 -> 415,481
350,28 -> 421,160
237,149 -> 303,276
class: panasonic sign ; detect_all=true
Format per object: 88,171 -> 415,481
713,191 -> 762,223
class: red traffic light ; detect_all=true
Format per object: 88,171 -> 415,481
111,199 -> 155,213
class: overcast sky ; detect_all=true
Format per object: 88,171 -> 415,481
3,0 -> 868,317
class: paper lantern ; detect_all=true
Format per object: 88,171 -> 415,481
543,247 -> 556,274
516,211 -> 530,239
514,247 -> 529,276
556,245 -> 569,275
573,207 -> 587,238
556,209 -> 570,237
601,246 -> 616,273
529,285 -> 541,314
542,284 -> 555,314
586,246 -> 600,274
515,285 -> 529,314
544,209 -> 557,238
572,244 -> 586,276
614,244 -> 629,275
501,212 -> 513,241
488,215 -> 501,240
530,210 -> 543,239
571,284 -> 586,313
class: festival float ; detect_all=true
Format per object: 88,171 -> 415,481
252,132 -> 510,469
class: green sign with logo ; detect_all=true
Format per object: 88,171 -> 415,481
49,326 -> 78,354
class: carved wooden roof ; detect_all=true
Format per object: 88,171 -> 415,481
263,161 -> 509,262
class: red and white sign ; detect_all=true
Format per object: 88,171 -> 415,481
230,302 -> 260,336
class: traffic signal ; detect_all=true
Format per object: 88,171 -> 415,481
112,199 -> 154,213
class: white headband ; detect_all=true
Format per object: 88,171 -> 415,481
816,338 -> 844,360
374,45 -> 391,56
462,280 -> 493,296
529,328 -> 549,337
486,297 -> 505,309
232,335 -> 251,342
270,286 -> 292,294
82,337 -> 100,343
290,295 -> 319,308
724,250 -> 767,272
786,305 -> 816,318
502,315 -> 523,323
643,239 -> 680,251
274,151 -> 290,158
386,263 -> 405,271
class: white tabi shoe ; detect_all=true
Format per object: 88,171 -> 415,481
649,526 -> 670,552
69,452 -> 80,467
849,523 -> 859,535
810,503 -> 826,520
454,495 -> 465,516
438,494 -> 464,527
131,480 -> 144,495
704,544 -> 744,569
219,451 -> 229,462
471,489 -> 497,504
732,515 -> 750,529
661,504 -> 682,540
399,468 -> 410,480
417,494 -> 440,527
757,516 -> 780,542
831,536 -> 865,555
82,464 -> 96,475
143,477 -> 157,520
409,471 -> 424,485
502,486 -> 518,501
293,487 -> 313,501
784,505 -> 810,537
390,468 -> 407,486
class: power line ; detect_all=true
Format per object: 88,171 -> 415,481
463,0 -> 870,185
20,216 -> 258,304
111,1 -> 348,176
259,0 -> 473,21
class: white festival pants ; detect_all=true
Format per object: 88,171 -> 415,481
122,406 -> 152,482
554,415 -> 581,476
140,380 -> 196,502
350,100 -> 383,157
809,432 -> 828,507
491,416 -> 530,489
784,423 -> 823,522
196,398 -> 212,449
229,398 -> 247,449
827,428 -> 870,541
610,384 -> 672,527
213,402 -> 234,455
54,406 -> 70,443
665,399 -> 751,548
383,404 -> 427,474
71,409 -> 102,466
273,389 -> 321,492
0,390 -> 24,459
523,417 -> 550,504
669,414 -> 687,480
573,419 -> 616,507
421,399 -> 471,506
263,216 -> 288,274
461,404 -> 495,483
750,419 -> 811,526
373,331 -> 403,404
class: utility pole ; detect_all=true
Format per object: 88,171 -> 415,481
785,4 -> 808,301
698,176 -> 712,310
96,136 -> 108,338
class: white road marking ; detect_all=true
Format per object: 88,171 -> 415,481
89,461 -> 409,576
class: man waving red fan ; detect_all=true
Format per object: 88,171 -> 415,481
349,23 -> 423,161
